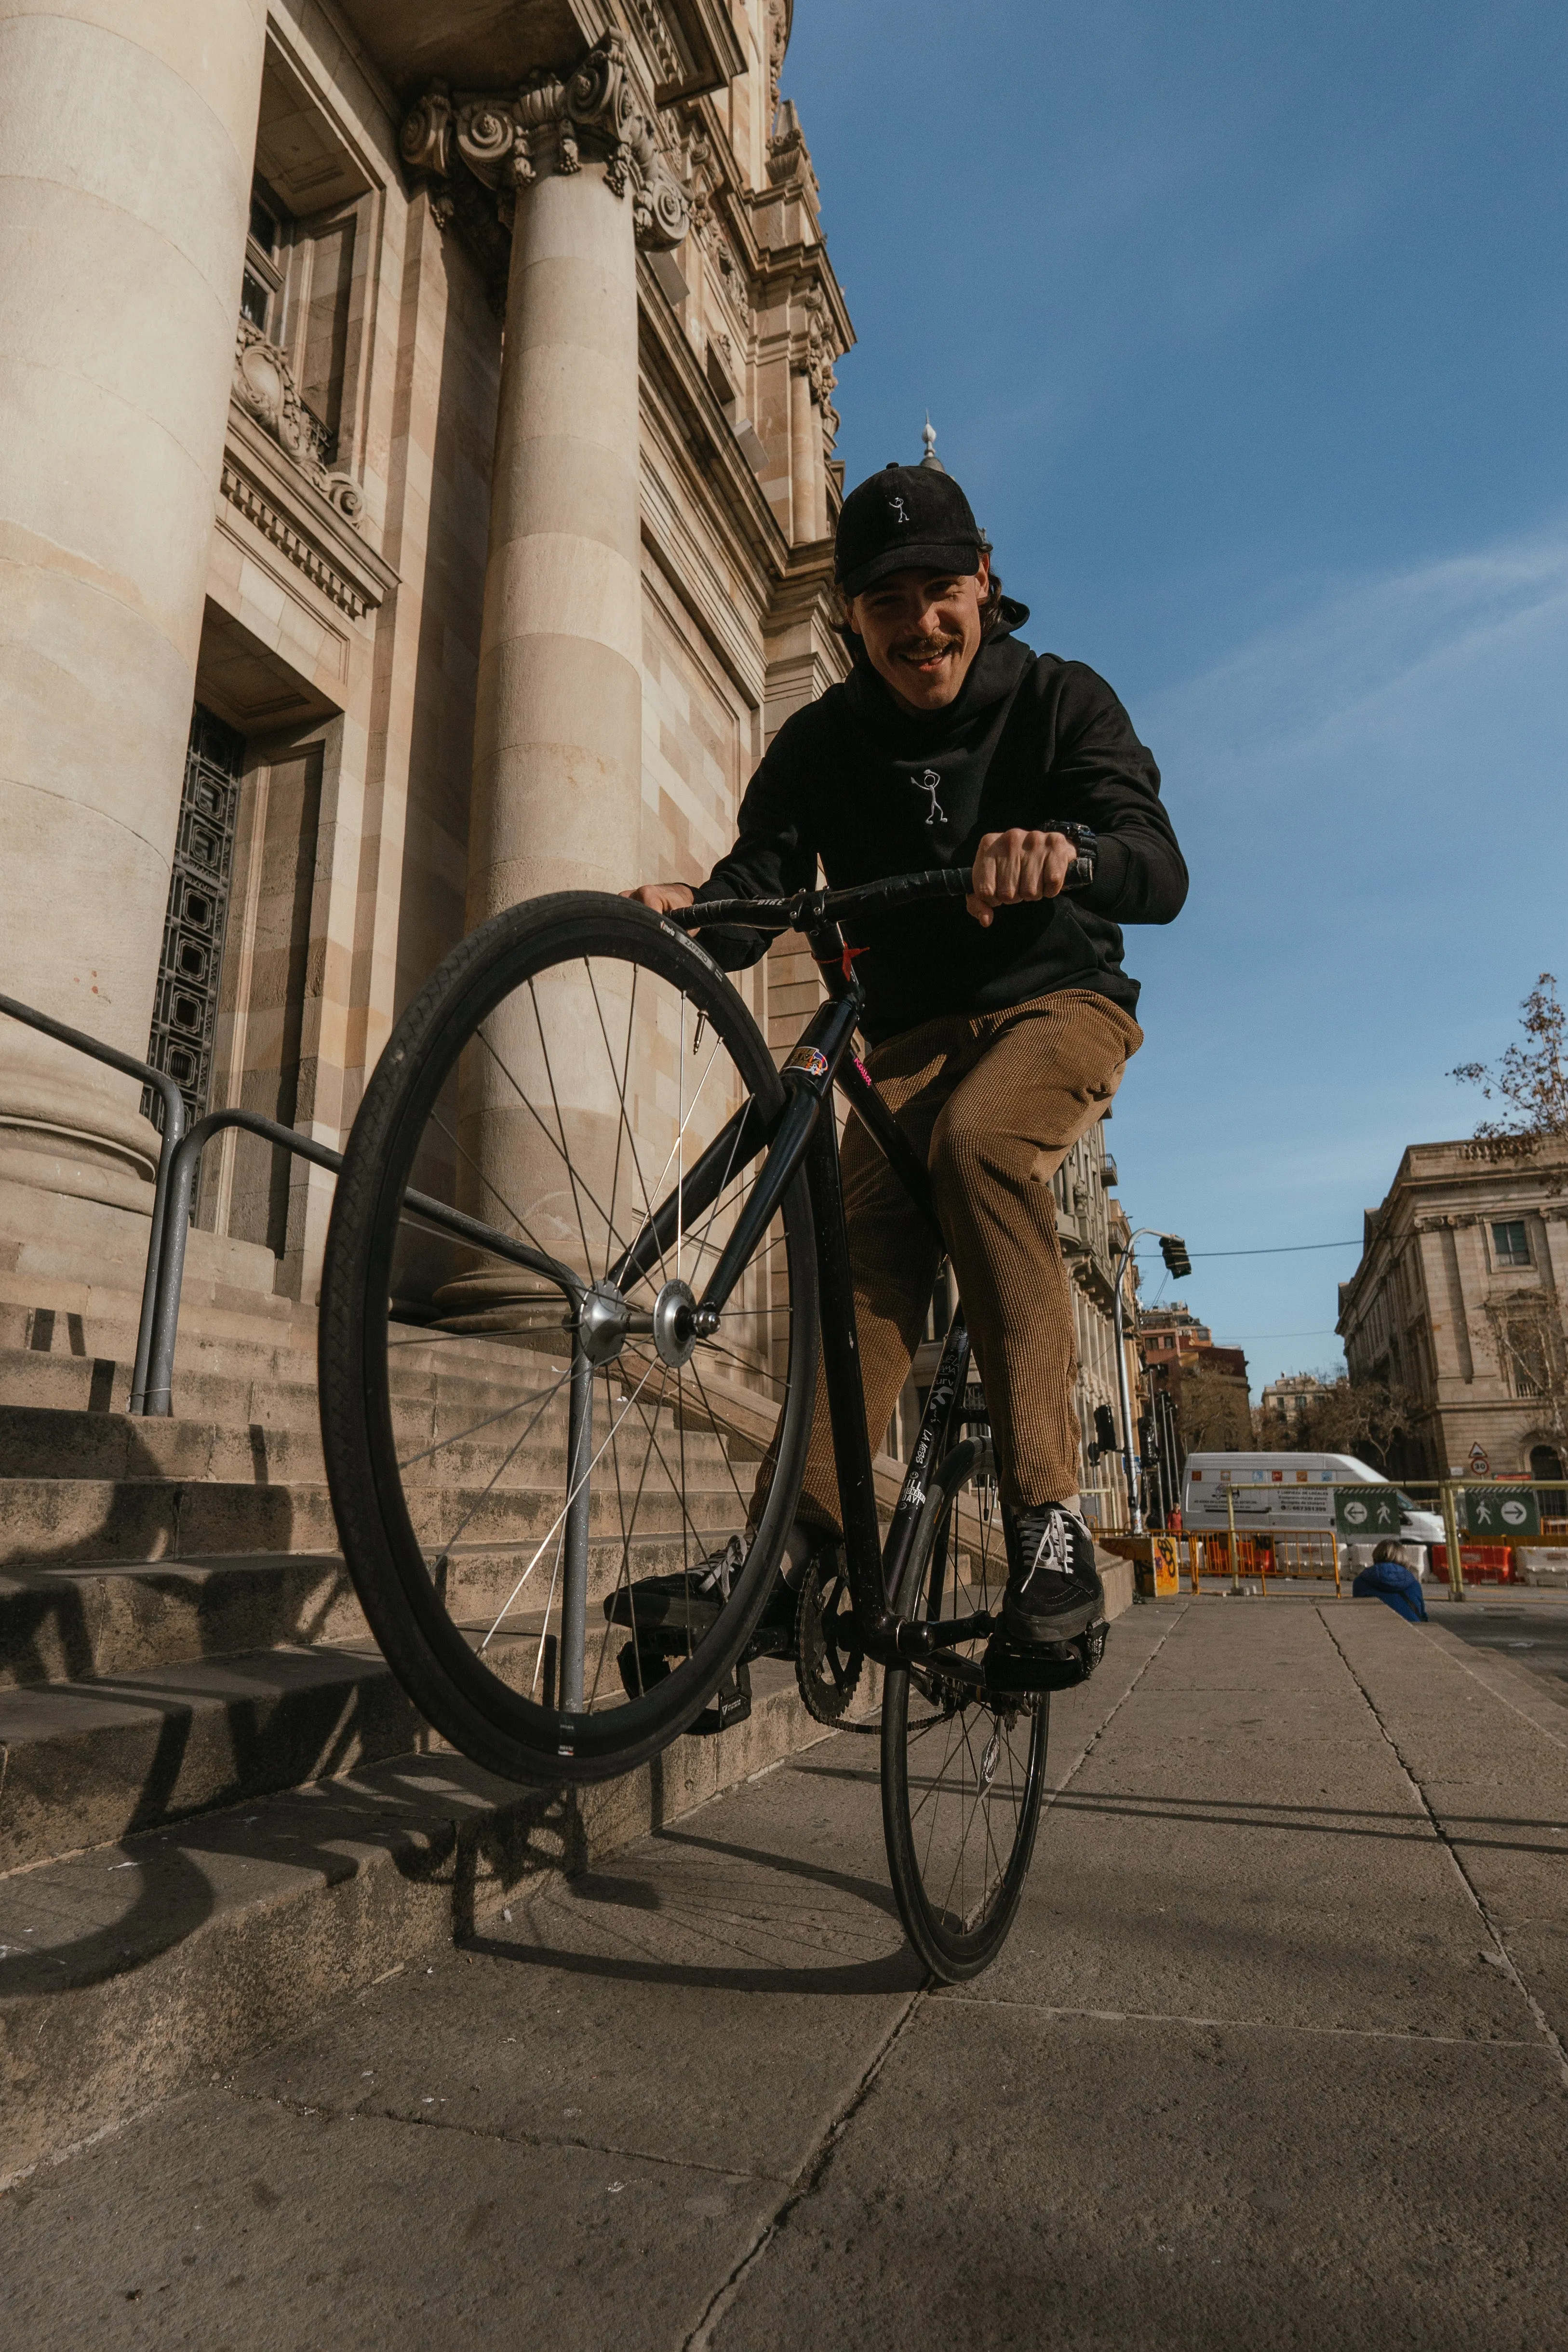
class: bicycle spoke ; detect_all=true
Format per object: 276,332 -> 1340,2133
397,1365 -> 570,1474
478,1351 -> 662,1649
429,1104 -> 556,1267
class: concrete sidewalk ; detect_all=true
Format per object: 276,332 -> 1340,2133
2,1598 -> 1566,2350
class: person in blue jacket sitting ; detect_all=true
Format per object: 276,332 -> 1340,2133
1353,1541 -> 1429,1623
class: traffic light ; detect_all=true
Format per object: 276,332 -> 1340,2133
1160,1234 -> 1192,1278
1093,1403 -> 1118,1454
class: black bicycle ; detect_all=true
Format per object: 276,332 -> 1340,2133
318,859 -> 1104,1978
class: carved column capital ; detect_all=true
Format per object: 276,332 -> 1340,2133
400,31 -> 691,252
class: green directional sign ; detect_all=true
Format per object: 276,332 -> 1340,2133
1458,1487 -> 1540,1539
1333,1487 -> 1406,1537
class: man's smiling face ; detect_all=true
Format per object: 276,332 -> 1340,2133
845,558 -> 991,714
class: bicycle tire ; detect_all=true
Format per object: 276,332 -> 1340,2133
881,1438 -> 1047,1979
319,892 -> 818,1785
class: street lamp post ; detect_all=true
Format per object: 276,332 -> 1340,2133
1111,1226 -> 1191,1536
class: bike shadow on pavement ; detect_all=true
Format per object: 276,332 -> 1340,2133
461,1751 -> 925,1998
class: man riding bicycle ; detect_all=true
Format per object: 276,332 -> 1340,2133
627,453 -> 1186,1650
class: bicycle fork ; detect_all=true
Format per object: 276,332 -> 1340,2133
560,1339 -> 594,1714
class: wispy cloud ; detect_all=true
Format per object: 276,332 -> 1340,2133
1146,518 -> 1568,785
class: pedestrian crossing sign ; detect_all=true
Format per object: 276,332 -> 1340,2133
1333,1487 -> 1404,1536
1458,1487 -> 1540,1538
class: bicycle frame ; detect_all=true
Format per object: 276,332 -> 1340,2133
615,904 -> 991,1671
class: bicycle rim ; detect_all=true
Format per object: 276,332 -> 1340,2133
881,1439 -> 1047,1979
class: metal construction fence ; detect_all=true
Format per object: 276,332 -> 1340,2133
1088,1478 -> 1568,1602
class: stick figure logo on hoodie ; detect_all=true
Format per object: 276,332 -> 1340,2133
915,769 -> 945,826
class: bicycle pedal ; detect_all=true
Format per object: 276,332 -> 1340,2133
692,1660 -> 752,1736
983,1623 -> 1106,1695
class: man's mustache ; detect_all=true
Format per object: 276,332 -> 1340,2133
893,632 -> 962,660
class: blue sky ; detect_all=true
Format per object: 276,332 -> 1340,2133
782,0 -> 1568,1393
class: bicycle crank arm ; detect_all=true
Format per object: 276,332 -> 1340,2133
897,1609 -> 995,1656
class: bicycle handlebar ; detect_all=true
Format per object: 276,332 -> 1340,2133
667,849 -> 1095,939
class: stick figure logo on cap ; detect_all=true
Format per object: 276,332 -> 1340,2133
837,443 -> 985,598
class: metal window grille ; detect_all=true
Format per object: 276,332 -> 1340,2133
143,704 -> 243,1132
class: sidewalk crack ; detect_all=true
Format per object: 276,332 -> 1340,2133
680,1607 -> 1188,2348
1319,1608 -> 1568,2087
681,1983 -> 925,2350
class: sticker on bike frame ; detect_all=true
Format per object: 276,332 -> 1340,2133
785,1045 -> 830,1079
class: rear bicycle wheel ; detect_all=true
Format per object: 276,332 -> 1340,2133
881,1438 -> 1047,1979
318,892 -> 818,1785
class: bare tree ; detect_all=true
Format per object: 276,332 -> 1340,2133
1174,1362 -> 1254,1452
1253,1372 -> 1415,1473
1450,973 -> 1568,1142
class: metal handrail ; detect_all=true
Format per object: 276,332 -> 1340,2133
142,1105 -> 583,1416
0,989 -> 185,1413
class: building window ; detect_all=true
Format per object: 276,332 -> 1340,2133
241,179 -> 286,340
1492,1219 -> 1531,1267
144,704 -> 243,1132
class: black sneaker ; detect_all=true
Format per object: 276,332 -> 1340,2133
1002,1505 -> 1103,1643
603,1534 -> 747,1640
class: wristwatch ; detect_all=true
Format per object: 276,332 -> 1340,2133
1045,821 -> 1098,888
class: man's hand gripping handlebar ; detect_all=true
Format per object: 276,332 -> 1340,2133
624,825 -> 1098,935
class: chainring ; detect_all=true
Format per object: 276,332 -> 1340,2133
793,1543 -> 865,1725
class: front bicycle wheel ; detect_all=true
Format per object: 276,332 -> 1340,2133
881,1438 -> 1047,1979
319,893 -> 818,1785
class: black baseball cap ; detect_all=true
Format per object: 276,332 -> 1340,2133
835,461 -> 986,598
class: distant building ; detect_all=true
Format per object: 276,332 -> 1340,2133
1260,1371 -> 1332,1429
1137,1299 -> 1250,1468
1337,1136 -> 1568,1480
1138,1302 -> 1248,1386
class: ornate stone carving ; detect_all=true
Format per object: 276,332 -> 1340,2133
401,32 -> 690,252
220,461 -> 371,618
231,320 -> 362,526
766,1 -> 789,126
801,289 -> 840,449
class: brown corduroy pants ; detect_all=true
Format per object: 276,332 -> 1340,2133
794,987 -> 1143,1525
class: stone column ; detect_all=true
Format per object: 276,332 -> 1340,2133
402,38 -> 690,920
401,38 -> 691,1293
789,368 -> 826,545
471,154 -> 642,914
0,0 -> 268,1210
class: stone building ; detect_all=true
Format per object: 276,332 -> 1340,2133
1258,1371 -> 1331,1430
0,0 -> 850,1312
1138,1301 -> 1248,1386
1337,1136 -> 1568,1481
1137,1300 -> 1250,1460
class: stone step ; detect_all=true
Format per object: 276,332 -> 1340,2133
0,1399 -> 739,1491
0,1656 -> 867,2188
0,1532 -> 750,1689
0,1470 -> 743,1572
0,1642 -> 428,1875
0,1554 -> 359,1687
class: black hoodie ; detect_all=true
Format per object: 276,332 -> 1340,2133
692,602 -> 1187,1044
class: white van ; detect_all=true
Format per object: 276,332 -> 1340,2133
1182,1453 -> 1443,1567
